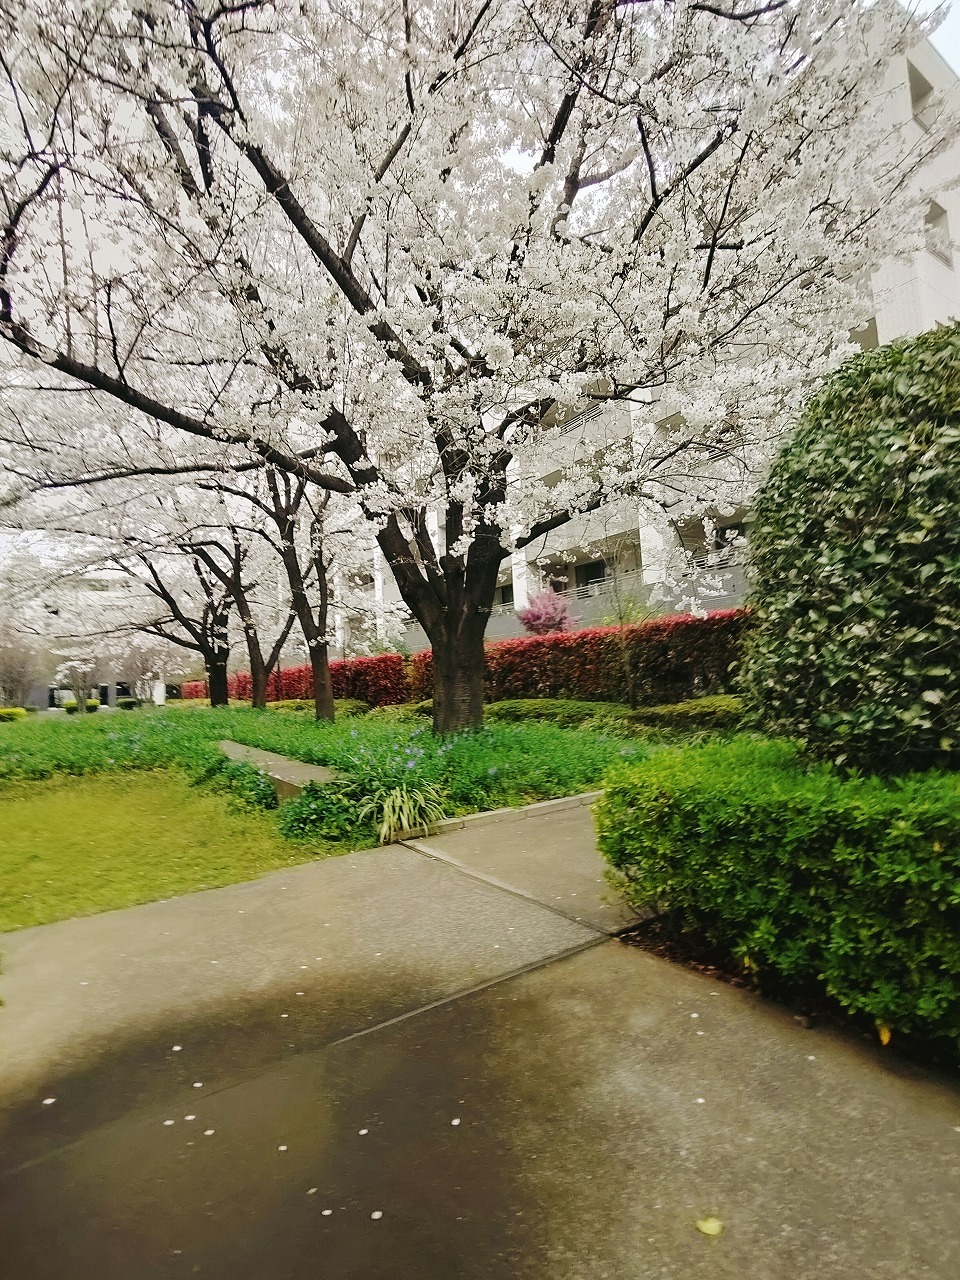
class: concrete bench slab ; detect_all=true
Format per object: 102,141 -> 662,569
218,740 -> 340,799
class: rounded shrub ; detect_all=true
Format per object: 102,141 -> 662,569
740,324 -> 960,771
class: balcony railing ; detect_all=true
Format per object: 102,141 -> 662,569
549,566 -> 649,604
557,402 -> 607,436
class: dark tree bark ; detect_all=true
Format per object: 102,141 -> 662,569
275,501 -> 335,722
207,649 -> 230,707
134,554 -> 235,707
432,613 -> 487,734
191,534 -> 295,711
219,469 -> 337,721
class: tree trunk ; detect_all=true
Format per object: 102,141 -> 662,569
246,634 -> 269,710
432,613 -> 486,734
207,653 -> 230,707
308,640 -> 334,721
616,629 -> 638,710
277,538 -> 335,722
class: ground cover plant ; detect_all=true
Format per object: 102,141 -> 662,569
0,705 -> 647,878
596,736 -> 960,1055
0,771 -> 310,931
484,695 -> 743,733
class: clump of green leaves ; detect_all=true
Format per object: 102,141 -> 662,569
597,736 -> 960,1053
356,780 -> 449,842
278,783 -> 370,843
208,760 -> 278,811
740,324 -> 960,771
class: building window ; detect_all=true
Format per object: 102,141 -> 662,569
908,61 -> 934,130
575,561 -> 606,589
492,582 -> 514,607
925,201 -> 952,266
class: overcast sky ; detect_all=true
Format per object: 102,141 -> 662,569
927,2 -> 960,71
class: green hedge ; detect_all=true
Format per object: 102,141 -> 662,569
485,698 -> 629,728
596,737 -> 960,1050
0,707 -> 27,722
624,694 -> 743,731
485,695 -> 742,732
265,698 -> 370,717
740,325 -> 960,772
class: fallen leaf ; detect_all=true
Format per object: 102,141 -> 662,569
877,1024 -> 893,1047
696,1217 -> 723,1237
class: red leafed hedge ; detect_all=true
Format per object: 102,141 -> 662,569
180,653 -> 410,707
409,609 -> 749,705
330,653 -> 409,705
181,610 -> 748,708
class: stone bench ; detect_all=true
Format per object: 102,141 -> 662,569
218,741 -> 341,801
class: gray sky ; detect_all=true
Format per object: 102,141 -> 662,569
928,3 -> 960,71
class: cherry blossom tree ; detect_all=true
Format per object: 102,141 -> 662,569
0,0 -> 952,729
517,591 -> 579,635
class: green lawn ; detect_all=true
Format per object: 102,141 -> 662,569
0,704 -> 652,929
0,770 -> 318,932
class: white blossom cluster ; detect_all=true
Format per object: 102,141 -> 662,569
0,0 -> 952,666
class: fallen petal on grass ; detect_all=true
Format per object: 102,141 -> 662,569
696,1217 -> 724,1237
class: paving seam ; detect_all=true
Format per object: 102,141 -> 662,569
400,838 -> 631,937
324,933 -> 607,1049
0,934 -> 608,1180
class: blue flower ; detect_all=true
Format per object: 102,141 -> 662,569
407,759 -> 416,768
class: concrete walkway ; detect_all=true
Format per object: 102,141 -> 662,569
2,802 -> 959,1278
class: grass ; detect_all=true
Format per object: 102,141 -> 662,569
0,705 -> 645,808
0,706 -> 650,925
0,770 -> 320,932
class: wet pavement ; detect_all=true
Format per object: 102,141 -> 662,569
406,802 -> 637,932
3,807 -> 960,1278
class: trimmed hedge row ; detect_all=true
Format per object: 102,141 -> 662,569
410,609 -> 748,705
182,609 -> 748,709
484,694 -> 743,732
597,737 -> 960,1051
181,653 -> 409,707
627,694 -> 743,731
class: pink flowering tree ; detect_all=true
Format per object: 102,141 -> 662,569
517,591 -> 579,636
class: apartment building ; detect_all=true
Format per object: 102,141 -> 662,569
339,37 -> 960,655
